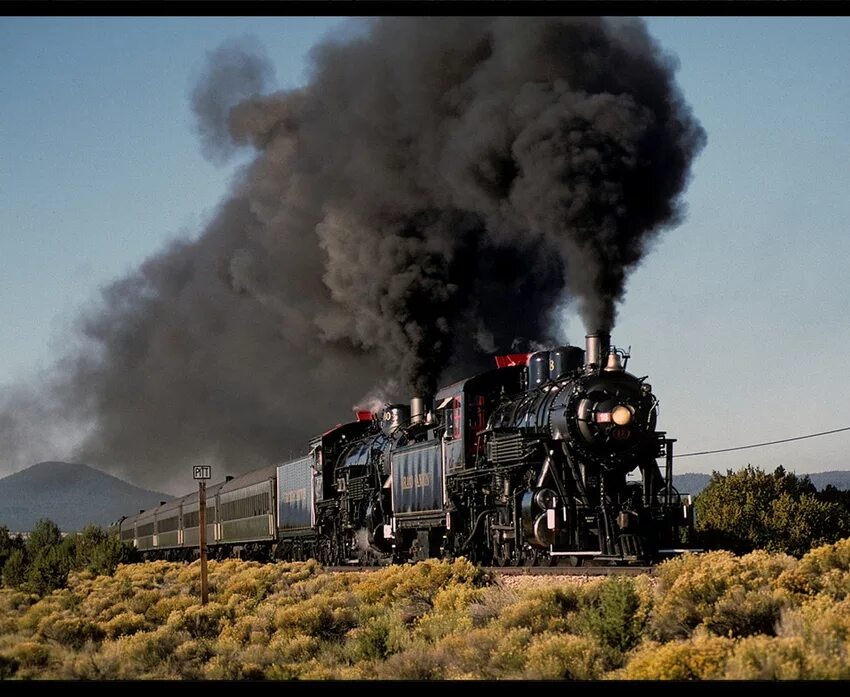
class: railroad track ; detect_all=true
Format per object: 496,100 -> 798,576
322,564 -> 654,576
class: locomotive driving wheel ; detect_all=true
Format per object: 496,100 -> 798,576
493,539 -> 514,567
520,545 -> 540,567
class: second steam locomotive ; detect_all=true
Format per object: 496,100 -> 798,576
114,332 -> 694,566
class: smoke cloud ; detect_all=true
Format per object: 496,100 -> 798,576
0,18 -> 704,490
191,36 -> 275,164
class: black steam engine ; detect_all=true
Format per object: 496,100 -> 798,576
116,332 -> 693,566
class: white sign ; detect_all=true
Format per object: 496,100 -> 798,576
193,465 -> 212,480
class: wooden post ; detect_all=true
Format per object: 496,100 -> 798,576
198,480 -> 208,605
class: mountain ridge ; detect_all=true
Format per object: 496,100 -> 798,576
673,469 -> 850,497
0,461 -> 171,532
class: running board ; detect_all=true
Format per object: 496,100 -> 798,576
549,550 -> 602,556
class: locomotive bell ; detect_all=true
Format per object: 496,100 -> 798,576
604,350 -> 623,372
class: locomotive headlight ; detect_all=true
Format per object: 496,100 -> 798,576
612,405 -> 633,426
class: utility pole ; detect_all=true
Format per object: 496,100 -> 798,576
193,465 -> 212,605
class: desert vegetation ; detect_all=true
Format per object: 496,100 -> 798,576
0,544 -> 849,679
0,520 -> 135,596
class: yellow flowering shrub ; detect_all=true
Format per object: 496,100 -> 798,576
619,634 -> 734,679
3,543 -> 850,679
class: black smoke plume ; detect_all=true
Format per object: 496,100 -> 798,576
0,18 -> 704,490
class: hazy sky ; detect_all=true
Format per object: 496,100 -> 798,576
2,16 -> 850,492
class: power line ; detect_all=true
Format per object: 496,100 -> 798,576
674,426 -> 850,459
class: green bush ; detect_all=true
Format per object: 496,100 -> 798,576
695,466 -> 850,557
2,549 -> 28,588
72,525 -> 137,575
0,527 -> 24,579
26,545 -> 72,595
578,576 -> 644,653
347,611 -> 407,661
27,520 -> 62,556
0,519 -> 137,594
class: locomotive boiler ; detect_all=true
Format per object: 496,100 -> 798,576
114,332 -> 693,567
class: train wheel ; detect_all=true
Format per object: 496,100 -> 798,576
493,541 -> 513,567
521,547 -> 539,567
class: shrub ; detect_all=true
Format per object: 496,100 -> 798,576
374,643 -> 449,679
268,631 -> 321,662
695,466 -> 850,556
108,625 -> 189,675
775,594 -> 850,673
171,639 -> 215,679
495,586 -> 580,634
620,634 -> 734,679
26,545 -> 72,595
144,593 -> 195,624
0,653 -> 19,679
273,594 -> 357,640
103,611 -> 148,638
651,550 -> 794,640
415,585 -> 483,642
724,635 -> 811,679
38,615 -> 105,649
778,537 -> 850,599
352,558 -> 483,606
76,526 -> 137,575
346,611 -> 408,661
578,576 -> 644,653
27,520 -> 62,556
10,641 -> 50,669
485,627 -> 533,675
172,602 -> 233,639
216,613 -> 272,648
702,585 -> 786,638
2,549 -> 28,588
524,633 -> 608,680
0,527 -> 24,580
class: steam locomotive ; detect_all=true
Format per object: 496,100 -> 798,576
112,332 -> 694,566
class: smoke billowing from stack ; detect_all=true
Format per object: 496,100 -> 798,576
0,18 -> 704,489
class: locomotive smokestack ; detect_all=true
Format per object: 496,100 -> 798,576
585,332 -> 611,369
410,397 -> 425,425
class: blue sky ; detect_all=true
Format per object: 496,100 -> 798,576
2,16 -> 850,485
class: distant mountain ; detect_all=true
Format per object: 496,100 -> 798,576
672,473 -> 712,497
808,471 -> 850,491
0,461 -> 171,532
674,470 -> 850,497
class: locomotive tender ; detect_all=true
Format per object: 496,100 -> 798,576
112,332 -> 694,566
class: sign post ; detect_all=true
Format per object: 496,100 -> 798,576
193,465 -> 212,605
